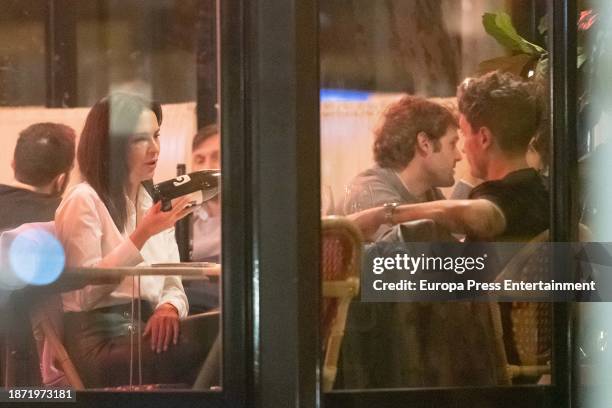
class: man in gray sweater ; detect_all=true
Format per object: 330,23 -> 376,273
339,96 -> 475,389
343,95 -> 461,240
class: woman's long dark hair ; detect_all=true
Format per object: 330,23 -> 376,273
78,93 -> 162,232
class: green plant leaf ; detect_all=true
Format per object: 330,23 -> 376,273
482,12 -> 546,56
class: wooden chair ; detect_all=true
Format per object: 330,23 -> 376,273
321,216 -> 362,392
490,230 -> 551,380
30,295 -> 84,389
491,225 -> 592,381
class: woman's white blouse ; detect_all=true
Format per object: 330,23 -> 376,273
55,182 -> 188,318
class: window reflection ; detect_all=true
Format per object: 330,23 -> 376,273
0,1 -> 45,106
76,0 -> 200,107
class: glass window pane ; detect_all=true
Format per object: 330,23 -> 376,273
576,0 -> 612,404
320,0 -> 553,390
76,0 -> 200,107
0,0 -> 45,106
0,0 -> 221,392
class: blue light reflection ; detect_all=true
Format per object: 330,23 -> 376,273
8,229 -> 65,286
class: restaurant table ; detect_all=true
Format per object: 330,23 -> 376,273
3,262 -> 220,387
61,262 -> 220,284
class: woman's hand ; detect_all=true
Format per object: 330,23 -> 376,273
130,196 -> 196,249
143,303 -> 180,353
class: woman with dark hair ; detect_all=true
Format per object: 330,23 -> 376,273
54,93 -> 216,387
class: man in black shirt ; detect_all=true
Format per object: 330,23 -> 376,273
458,70 -> 548,241
0,123 -> 76,231
0,123 -> 75,386
467,168 -> 548,241
0,187 -> 62,231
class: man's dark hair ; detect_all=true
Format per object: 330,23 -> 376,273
13,123 -> 76,187
373,96 -> 457,170
192,124 -> 219,151
458,71 -> 542,155
78,92 -> 162,232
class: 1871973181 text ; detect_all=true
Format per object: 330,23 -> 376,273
1,388 -> 75,403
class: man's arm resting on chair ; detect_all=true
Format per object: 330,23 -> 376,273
347,199 -> 506,241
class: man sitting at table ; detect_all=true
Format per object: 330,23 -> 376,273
0,123 -> 76,386
0,122 -> 76,232
191,124 -> 221,263
343,95 -> 462,238
339,96 -> 469,389
184,124 -> 221,312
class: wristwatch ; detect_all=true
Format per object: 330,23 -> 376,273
383,202 -> 399,224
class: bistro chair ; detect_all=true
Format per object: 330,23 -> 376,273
321,216 -> 362,392
490,230 -> 552,381
0,221 -> 70,388
30,295 -> 84,389
492,225 -> 592,381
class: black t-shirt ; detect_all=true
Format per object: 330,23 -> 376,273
0,184 -> 62,385
468,168 -> 549,241
0,184 -> 61,232
468,169 -> 550,366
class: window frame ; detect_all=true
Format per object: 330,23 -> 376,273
22,0 -> 580,406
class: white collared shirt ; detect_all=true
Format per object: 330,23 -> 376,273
55,182 -> 188,318
192,205 -> 221,261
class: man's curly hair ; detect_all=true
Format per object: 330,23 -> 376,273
373,96 -> 457,170
458,71 -> 542,155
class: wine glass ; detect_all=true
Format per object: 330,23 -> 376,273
343,183 -> 374,215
